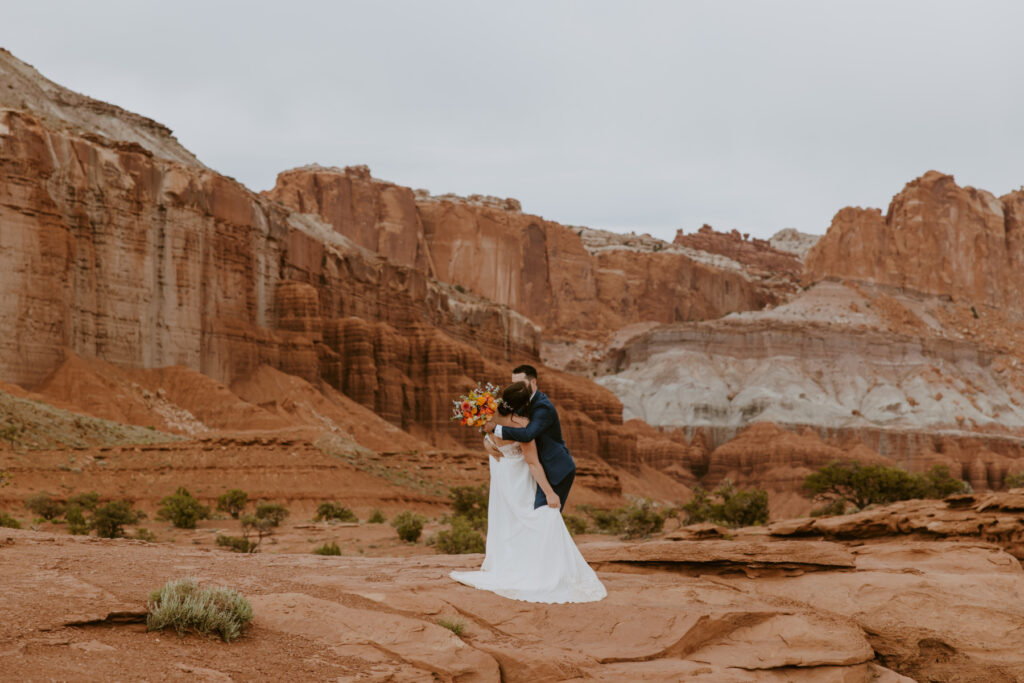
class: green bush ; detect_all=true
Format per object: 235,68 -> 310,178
146,578 -> 253,642
313,541 -> 342,555
434,515 -> 486,554
313,502 -> 357,523
24,492 -> 65,521
563,514 -> 588,535
448,485 -> 488,531
134,528 -> 158,542
216,535 -> 258,553
621,499 -> 675,539
67,491 -> 100,512
254,501 -> 289,527
157,487 -> 211,529
368,509 -> 386,524
65,506 -> 91,535
682,480 -> 770,528
438,618 -> 465,636
803,462 -> 969,509
810,497 -> 848,517
579,505 -> 624,534
216,489 -> 248,519
1006,471 -> 1024,489
391,510 -> 426,542
92,500 -> 143,539
0,511 -> 21,529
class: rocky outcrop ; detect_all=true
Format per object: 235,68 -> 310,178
804,171 -> 1024,311
674,224 -> 804,280
6,525 -> 1023,681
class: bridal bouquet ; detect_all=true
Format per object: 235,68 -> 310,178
451,382 -> 500,428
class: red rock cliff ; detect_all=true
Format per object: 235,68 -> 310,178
804,171 -> 1024,308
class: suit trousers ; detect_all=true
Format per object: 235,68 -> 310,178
533,470 -> 575,511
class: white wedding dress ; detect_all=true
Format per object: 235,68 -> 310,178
449,438 -> 606,603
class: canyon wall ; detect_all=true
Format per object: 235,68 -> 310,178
804,171 -> 1024,309
265,166 -> 785,340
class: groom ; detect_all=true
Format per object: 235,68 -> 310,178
485,365 -> 576,511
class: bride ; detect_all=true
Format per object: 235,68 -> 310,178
449,382 -> 606,604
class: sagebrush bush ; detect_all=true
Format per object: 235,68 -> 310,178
92,500 -> 143,539
1006,471 -> 1024,489
216,489 -> 248,519
562,514 -> 588,535
438,618 -> 465,636
24,492 -> 65,521
313,541 -> 342,555
146,577 -> 253,642
368,509 -> 386,524
313,502 -> 357,523
157,488 -> 210,529
682,480 -> 770,528
391,510 -> 426,542
434,515 -> 485,554
134,528 -> 158,542
448,485 -> 488,531
216,535 -> 258,553
0,511 -> 21,529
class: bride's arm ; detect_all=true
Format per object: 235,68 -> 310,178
522,440 -> 560,508
483,434 -> 502,460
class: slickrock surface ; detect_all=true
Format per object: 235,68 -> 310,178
17,526 -> 1023,681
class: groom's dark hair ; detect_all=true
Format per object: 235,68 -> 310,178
512,364 -> 538,380
498,381 -> 531,416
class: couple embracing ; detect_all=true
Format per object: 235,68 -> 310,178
449,365 -> 606,604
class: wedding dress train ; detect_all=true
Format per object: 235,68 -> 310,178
449,439 -> 606,603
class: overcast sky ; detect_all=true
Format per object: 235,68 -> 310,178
4,1 -> 1023,240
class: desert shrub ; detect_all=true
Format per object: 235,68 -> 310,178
216,489 -> 248,519
434,515 -> 486,554
810,497 -> 848,517
579,505 -> 624,534
254,501 -> 289,526
67,491 -> 101,512
391,510 -> 426,542
92,500 -> 143,539
438,618 -> 465,636
313,541 -> 342,556
157,487 -> 211,529
368,509 -> 387,524
65,506 -> 91,535
0,511 -> 21,529
134,528 -> 158,542
563,514 -> 588,535
24,492 -> 65,521
1006,471 -> 1024,489
146,578 -> 253,642
921,464 -> 970,497
682,480 -> 770,528
448,484 -> 488,531
216,534 -> 258,553
313,502 -> 357,523
803,462 -> 969,509
621,499 -> 675,539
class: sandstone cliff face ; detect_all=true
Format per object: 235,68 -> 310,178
266,166 -> 785,341
804,171 -> 1024,309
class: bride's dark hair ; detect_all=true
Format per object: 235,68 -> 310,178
498,381 -> 531,416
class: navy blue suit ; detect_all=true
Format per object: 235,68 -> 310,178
499,391 -> 576,510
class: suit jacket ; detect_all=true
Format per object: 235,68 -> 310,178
500,391 -> 576,485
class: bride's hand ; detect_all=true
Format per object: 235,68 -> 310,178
546,491 -> 560,509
